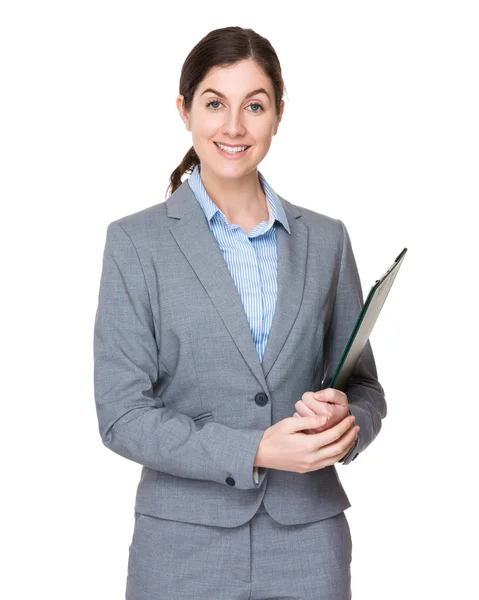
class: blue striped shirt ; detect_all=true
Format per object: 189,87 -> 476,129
187,163 -> 291,363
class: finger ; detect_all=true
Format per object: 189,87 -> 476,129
295,399 -> 316,417
313,388 -> 347,405
292,412 -> 319,435
300,396 -> 333,418
289,414 -> 327,432
325,426 -> 359,460
317,436 -> 357,468
309,414 -> 356,446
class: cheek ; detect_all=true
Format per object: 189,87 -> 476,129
194,122 -> 221,142
254,123 -> 276,143
253,133 -> 273,153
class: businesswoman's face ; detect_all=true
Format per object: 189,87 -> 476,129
176,59 -> 284,180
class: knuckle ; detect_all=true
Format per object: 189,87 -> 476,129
304,391 -> 317,403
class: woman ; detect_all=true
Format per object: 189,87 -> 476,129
94,26 -> 387,599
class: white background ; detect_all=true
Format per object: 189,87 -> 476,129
1,1 -> 477,598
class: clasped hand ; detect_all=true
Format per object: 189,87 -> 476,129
293,388 -> 351,434
254,387 -> 359,472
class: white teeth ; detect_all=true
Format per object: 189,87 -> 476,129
216,142 -> 248,153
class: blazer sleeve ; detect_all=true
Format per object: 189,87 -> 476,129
93,221 -> 265,490
322,219 -> 387,465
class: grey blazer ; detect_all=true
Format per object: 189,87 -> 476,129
93,179 -> 387,528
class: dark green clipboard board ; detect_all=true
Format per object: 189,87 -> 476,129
326,247 -> 408,392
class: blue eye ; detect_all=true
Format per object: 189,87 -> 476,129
205,100 -> 264,113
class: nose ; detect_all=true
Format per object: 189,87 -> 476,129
221,109 -> 247,137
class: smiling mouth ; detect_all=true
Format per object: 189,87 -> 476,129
214,142 -> 251,154
214,142 -> 251,147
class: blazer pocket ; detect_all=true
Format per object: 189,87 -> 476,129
134,510 -> 145,524
192,411 -> 213,428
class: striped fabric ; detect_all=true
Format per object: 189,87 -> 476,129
187,163 -> 291,363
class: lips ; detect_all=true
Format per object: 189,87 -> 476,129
214,142 -> 251,159
214,142 -> 251,149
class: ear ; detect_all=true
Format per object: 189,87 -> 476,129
176,95 -> 191,131
273,99 -> 285,136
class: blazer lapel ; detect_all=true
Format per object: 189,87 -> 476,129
260,200 -> 308,379
167,180 -> 308,391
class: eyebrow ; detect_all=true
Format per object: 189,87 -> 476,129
200,87 -> 270,100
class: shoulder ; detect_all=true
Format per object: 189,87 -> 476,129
104,201 -> 169,252
105,179 -> 192,242
110,201 -> 167,233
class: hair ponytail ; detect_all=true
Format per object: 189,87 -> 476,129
165,145 -> 200,199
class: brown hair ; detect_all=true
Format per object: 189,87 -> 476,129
165,26 -> 286,199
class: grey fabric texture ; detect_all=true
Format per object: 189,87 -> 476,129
126,507 -> 352,599
93,179 -> 387,528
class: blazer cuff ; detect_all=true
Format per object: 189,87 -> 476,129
253,466 -> 268,487
338,436 -> 359,464
214,427 -> 268,490
339,404 -> 360,465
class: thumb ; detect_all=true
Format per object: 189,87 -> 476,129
290,414 -> 327,432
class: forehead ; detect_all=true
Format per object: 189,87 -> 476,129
197,60 -> 273,96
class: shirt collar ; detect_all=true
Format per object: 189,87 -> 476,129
187,163 -> 291,235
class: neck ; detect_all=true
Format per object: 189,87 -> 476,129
198,164 -> 268,224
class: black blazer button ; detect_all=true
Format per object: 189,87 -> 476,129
225,476 -> 236,486
254,392 -> 269,406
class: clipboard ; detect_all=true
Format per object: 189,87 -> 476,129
326,247 -> 408,391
